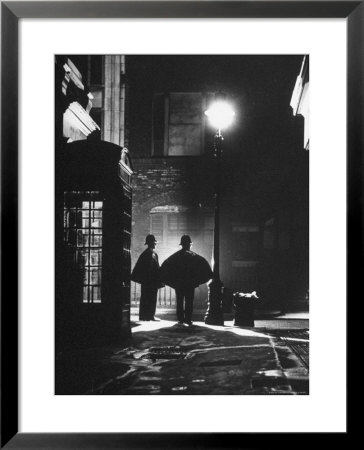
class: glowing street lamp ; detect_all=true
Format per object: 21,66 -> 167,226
204,96 -> 235,131
204,92 -> 235,325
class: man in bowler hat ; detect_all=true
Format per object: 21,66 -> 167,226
131,234 -> 163,321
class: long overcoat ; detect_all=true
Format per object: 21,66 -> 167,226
131,249 -> 163,289
160,249 -> 212,290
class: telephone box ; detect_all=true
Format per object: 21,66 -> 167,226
56,140 -> 133,349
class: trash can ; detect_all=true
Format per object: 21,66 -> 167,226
233,292 -> 257,327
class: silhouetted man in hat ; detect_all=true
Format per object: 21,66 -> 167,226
131,234 -> 163,321
161,235 -> 212,326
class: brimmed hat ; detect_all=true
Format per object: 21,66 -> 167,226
145,234 -> 157,245
179,235 -> 192,246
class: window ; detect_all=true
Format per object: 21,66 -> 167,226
263,218 -> 276,249
152,94 -> 165,156
89,55 -> 103,86
152,92 -> 208,156
277,213 -> 291,250
263,213 -> 292,250
150,213 -> 164,243
68,55 -> 104,88
64,191 -> 103,303
232,222 -> 260,258
232,261 -> 258,268
232,223 -> 260,232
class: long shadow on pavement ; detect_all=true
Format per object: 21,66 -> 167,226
56,321 -> 304,395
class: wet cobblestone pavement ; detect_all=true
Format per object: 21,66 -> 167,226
56,320 -> 309,395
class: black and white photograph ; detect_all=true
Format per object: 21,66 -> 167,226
55,54 -> 309,396
2,0 -> 355,444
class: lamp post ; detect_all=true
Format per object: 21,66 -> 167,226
204,92 -> 235,325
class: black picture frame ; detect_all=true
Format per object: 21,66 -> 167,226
1,1 -> 357,448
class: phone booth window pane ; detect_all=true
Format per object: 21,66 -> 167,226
90,250 -> 102,266
64,191 -> 103,303
92,287 -> 101,303
90,268 -> 101,285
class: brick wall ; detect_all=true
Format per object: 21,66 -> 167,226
131,156 -> 215,264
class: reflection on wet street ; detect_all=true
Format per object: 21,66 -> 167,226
56,320 -> 309,395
